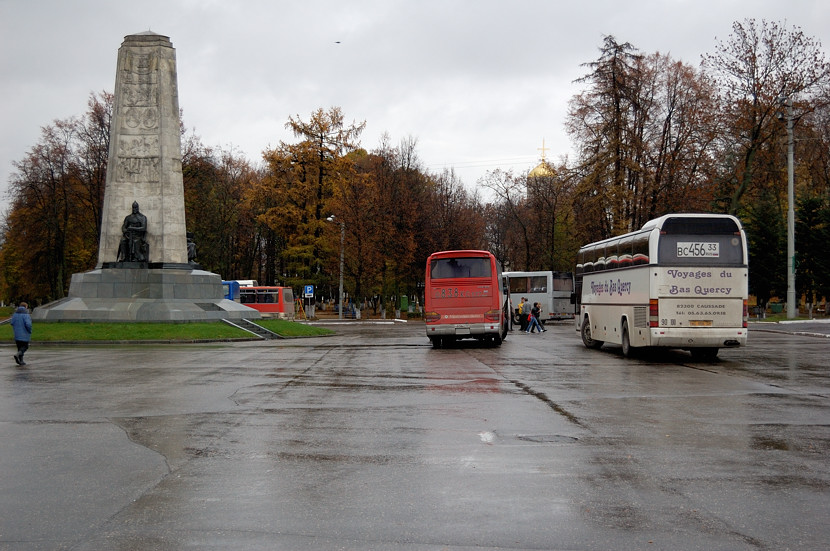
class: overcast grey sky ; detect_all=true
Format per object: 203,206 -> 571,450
2,0 -> 829,215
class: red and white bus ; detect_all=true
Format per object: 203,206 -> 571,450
424,250 -> 510,348
239,286 -> 295,319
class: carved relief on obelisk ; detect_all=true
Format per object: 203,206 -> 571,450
97,31 -> 187,267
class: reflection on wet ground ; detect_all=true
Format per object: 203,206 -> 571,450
1,321 -> 828,549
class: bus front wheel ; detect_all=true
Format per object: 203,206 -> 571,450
581,317 -> 603,349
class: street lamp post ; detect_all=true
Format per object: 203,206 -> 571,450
327,216 -> 345,320
783,97 -> 797,319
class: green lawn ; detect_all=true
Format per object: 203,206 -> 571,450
750,311 -> 820,323
0,317 -> 333,342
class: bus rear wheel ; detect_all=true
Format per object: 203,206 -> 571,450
621,320 -> 633,357
581,317 -> 603,349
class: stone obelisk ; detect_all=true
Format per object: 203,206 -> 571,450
32,32 -> 258,322
98,31 -> 187,268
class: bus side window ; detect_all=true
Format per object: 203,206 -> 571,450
582,246 -> 595,273
509,277 -> 528,294
632,233 -> 649,265
553,274 -> 574,292
594,246 -> 606,272
618,236 -> 633,267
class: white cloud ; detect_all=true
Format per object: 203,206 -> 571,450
2,0 -> 828,214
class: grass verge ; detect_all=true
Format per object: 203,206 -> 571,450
750,312 -> 823,323
255,319 -> 335,337
0,318 -> 333,342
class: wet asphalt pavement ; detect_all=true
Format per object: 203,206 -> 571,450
1,320 -> 828,550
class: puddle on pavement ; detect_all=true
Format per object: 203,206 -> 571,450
516,434 -> 579,444
751,435 -> 790,451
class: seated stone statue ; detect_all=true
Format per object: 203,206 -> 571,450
117,201 -> 148,262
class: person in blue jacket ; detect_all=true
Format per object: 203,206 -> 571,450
10,302 -> 32,366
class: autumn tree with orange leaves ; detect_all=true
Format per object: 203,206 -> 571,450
1,92 -> 111,303
181,136 -> 264,281
566,36 -> 717,244
6,19 -> 830,310
704,19 -> 830,215
258,107 -> 366,291
704,19 -> 830,305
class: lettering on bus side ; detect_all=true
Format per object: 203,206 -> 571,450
668,286 -> 732,296
674,304 -> 728,316
661,299 -> 738,327
663,269 -> 739,297
432,288 -> 490,299
666,269 -> 736,280
588,278 -> 633,297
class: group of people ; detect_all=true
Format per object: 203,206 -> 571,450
517,297 -> 546,333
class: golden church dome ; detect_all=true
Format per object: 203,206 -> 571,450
528,138 -> 554,178
529,162 -> 553,178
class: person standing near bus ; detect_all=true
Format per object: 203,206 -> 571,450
518,297 -> 529,331
11,302 -> 32,366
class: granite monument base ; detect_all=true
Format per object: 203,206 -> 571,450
32,268 -> 260,322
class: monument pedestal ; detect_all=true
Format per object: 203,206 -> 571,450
32,268 -> 259,322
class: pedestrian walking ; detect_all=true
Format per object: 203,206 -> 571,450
10,302 -> 32,366
531,302 -> 547,332
526,302 -> 544,333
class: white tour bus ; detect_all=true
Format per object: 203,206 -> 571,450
575,213 -> 748,360
504,271 -> 575,322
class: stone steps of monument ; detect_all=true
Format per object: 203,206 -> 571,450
222,318 -> 283,340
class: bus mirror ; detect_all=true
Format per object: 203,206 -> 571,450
570,293 -> 576,304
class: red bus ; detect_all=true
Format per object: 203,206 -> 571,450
424,250 -> 510,348
239,286 -> 295,319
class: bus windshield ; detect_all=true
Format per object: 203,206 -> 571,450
429,257 -> 492,279
657,216 -> 745,266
